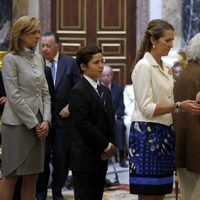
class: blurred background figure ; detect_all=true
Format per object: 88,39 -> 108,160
172,62 -> 183,81
101,65 -> 128,168
123,84 -> 135,150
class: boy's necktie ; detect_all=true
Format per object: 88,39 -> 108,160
97,84 -> 106,106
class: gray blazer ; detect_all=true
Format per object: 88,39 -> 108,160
1,50 -> 51,129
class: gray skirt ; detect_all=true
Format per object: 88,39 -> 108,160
1,124 -> 45,176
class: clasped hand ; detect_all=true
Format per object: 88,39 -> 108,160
35,121 -> 49,140
0,96 -> 6,104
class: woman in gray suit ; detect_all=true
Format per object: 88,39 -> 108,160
0,16 -> 51,200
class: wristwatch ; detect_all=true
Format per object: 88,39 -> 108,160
174,102 -> 181,113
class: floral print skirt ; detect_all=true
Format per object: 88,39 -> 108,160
129,121 -> 175,195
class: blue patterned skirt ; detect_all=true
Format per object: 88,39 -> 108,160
129,122 -> 175,195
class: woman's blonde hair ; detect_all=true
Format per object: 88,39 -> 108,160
9,16 -> 40,54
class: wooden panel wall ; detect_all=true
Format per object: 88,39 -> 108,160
51,0 -> 136,85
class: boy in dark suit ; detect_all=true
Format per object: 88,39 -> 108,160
69,45 -> 117,200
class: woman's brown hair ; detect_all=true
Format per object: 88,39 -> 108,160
134,19 -> 174,64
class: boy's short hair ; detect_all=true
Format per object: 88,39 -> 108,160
76,45 -> 102,74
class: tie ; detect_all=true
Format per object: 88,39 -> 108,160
51,60 -> 56,85
97,84 -> 106,106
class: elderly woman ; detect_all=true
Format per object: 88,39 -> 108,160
0,16 -> 51,200
173,33 -> 200,200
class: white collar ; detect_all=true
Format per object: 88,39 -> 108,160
45,52 -> 59,67
83,75 -> 100,90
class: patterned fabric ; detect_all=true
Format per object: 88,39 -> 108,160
129,121 -> 175,195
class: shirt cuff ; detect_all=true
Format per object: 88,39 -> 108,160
144,103 -> 156,118
104,142 -> 112,152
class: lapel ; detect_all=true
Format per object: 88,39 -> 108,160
111,83 -> 115,97
82,77 -> 108,114
44,66 -> 55,95
145,52 -> 172,81
55,55 -> 66,88
44,64 -> 54,86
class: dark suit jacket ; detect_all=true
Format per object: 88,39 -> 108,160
68,77 -> 114,173
44,53 -> 80,127
110,82 -> 125,118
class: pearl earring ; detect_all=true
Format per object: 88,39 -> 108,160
153,44 -> 155,48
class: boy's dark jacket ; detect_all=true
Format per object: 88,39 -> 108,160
69,76 -> 115,173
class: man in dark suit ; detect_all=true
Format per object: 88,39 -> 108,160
68,45 -> 117,200
36,32 -> 80,200
101,65 -> 127,168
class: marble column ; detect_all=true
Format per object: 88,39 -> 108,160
162,0 -> 182,50
182,0 -> 200,48
13,0 -> 50,36
39,0 -> 51,35
12,0 -> 28,22
136,0 -> 149,49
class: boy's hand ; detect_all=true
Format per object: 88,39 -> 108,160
101,144 -> 117,160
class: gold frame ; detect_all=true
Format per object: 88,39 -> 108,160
0,51 -> 7,69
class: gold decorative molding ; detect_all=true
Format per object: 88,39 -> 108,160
57,30 -> 86,34
59,38 -> 86,55
0,51 -> 7,69
104,56 -> 126,59
97,38 -> 127,57
62,43 -> 81,47
101,0 -> 122,29
97,31 -> 126,34
97,0 -> 127,34
57,0 -> 86,32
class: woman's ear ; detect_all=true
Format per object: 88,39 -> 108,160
150,36 -> 156,47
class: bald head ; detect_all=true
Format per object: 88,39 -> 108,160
101,65 -> 113,87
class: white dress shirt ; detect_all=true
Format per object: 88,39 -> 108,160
45,52 -> 59,85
